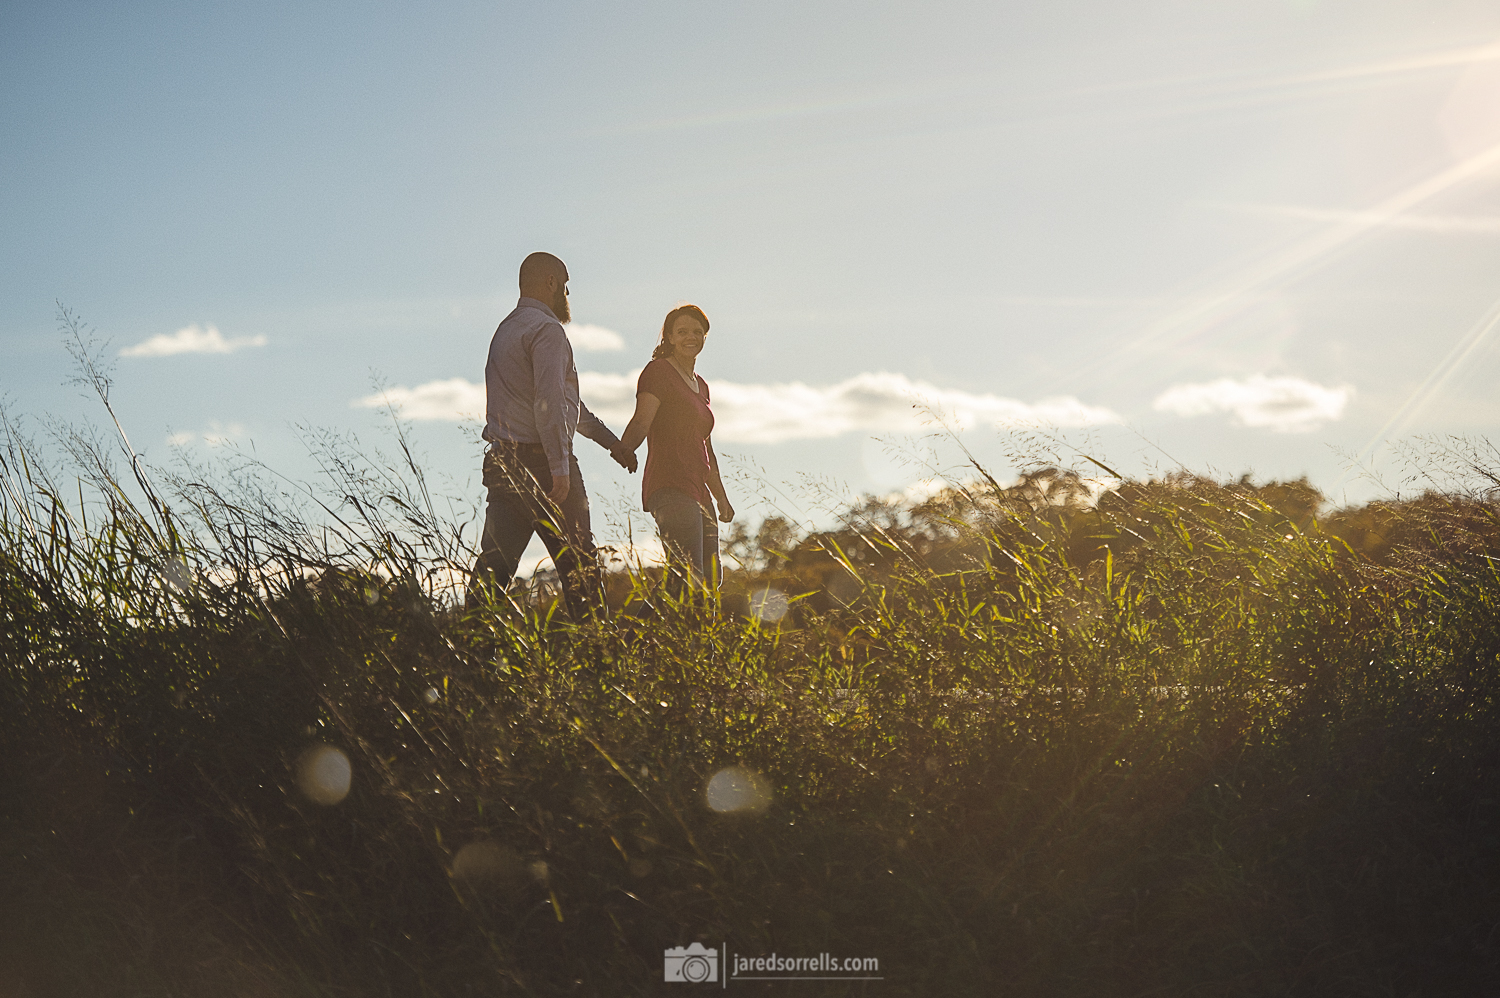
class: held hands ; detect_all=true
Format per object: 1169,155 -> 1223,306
610,442 -> 638,474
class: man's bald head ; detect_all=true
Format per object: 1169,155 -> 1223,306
519,252 -> 567,292
518,252 -> 570,323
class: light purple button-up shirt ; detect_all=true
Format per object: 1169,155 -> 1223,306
482,297 -> 618,478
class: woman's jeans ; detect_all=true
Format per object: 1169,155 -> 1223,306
647,487 -> 720,588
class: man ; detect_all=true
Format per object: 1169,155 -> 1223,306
467,251 -> 637,618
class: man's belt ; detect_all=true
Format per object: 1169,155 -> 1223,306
483,442 -> 551,489
488,440 -> 547,454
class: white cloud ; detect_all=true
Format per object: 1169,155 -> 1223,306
356,378 -> 485,421
355,370 -> 1121,444
121,324 -> 267,358
166,421 -> 246,448
507,534 -> 671,579
892,478 -> 949,504
1153,375 -> 1352,433
567,323 -> 625,351
704,372 -> 1121,443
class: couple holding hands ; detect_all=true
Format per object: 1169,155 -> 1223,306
466,251 -> 734,617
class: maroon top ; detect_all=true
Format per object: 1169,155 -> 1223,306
638,358 -> 715,511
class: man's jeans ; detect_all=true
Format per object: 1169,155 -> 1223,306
647,487 -> 720,588
468,445 -> 604,619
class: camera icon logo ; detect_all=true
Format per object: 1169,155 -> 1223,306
664,942 -> 718,983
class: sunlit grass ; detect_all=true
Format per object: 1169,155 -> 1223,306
4,327 -> 1500,994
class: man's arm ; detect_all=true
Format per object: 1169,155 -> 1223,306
529,324 -> 574,498
577,401 -> 621,450
578,401 -> 639,472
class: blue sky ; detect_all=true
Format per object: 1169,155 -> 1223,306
6,0 -> 1500,564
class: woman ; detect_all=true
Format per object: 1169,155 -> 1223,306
614,303 -> 734,586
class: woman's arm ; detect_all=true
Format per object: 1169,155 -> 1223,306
705,437 -> 734,522
615,392 -> 661,464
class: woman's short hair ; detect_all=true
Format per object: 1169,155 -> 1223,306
652,304 -> 711,360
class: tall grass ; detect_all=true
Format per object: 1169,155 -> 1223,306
4,337 -> 1500,995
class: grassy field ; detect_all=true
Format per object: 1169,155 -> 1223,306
4,370 -> 1500,995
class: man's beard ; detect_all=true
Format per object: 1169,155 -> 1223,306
551,285 -> 571,324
